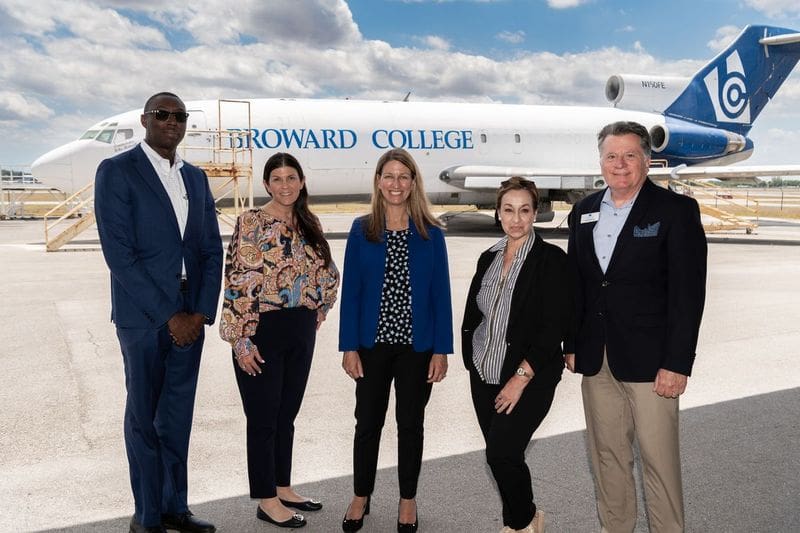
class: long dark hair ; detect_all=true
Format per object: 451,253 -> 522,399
263,152 -> 333,267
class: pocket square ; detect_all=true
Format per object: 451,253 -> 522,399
633,222 -> 660,238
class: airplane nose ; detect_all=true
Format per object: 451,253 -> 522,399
30,143 -> 78,192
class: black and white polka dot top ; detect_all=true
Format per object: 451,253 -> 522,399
375,229 -> 413,344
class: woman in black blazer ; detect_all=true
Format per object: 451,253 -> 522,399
461,177 -> 572,533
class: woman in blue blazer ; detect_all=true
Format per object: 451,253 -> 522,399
339,148 -> 453,533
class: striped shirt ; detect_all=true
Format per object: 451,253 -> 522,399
472,232 -> 536,384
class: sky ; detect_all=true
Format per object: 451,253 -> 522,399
1,0 -> 800,167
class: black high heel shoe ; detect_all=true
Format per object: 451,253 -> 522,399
397,500 -> 418,533
341,496 -> 370,532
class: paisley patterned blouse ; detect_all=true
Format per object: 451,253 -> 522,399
219,209 -> 339,359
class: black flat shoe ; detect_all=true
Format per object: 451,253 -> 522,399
341,496 -> 370,532
256,506 -> 307,529
279,498 -> 323,512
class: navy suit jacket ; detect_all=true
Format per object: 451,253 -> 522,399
338,216 -> 454,354
566,179 -> 707,381
95,144 -> 223,329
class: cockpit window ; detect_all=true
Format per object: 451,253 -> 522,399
80,130 -> 100,140
96,129 -> 116,143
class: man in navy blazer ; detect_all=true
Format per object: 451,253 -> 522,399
566,121 -> 706,533
95,92 -> 222,533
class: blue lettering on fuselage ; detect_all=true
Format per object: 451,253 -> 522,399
371,129 -> 473,150
232,127 -> 474,151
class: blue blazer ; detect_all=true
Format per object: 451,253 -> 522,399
338,216 -> 454,354
567,179 -> 707,381
95,144 -> 223,329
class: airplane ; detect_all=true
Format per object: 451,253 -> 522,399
30,24 -> 800,222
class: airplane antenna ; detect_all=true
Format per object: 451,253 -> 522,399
403,91 -> 411,102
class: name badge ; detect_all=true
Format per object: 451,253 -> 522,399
580,212 -> 600,224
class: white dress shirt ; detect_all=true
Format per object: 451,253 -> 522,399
140,141 -> 189,275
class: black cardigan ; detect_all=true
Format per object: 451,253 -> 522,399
461,233 -> 573,386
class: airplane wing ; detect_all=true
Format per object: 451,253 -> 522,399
440,163 -> 800,190
647,164 -> 800,180
439,165 -> 603,190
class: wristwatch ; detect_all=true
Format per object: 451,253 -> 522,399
515,367 -> 531,379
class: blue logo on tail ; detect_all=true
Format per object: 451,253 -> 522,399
703,50 -> 750,124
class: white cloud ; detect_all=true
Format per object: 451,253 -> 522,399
616,25 -> 634,33
707,25 -> 742,53
0,92 -> 54,122
744,0 -> 800,17
1,0 -> 799,166
496,30 -> 525,44
0,0 -> 170,49
415,35 -> 452,51
546,0 -> 591,8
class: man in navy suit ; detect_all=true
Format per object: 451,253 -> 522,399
95,92 -> 222,533
566,121 -> 707,533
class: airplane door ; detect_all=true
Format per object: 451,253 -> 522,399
478,129 -> 489,155
183,109 -> 213,163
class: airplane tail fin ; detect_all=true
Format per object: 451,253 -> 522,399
664,25 -> 800,135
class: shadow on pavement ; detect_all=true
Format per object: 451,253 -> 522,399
39,387 -> 799,532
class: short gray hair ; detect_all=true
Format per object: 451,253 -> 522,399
597,121 -> 652,158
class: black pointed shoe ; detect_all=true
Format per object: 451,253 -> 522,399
279,498 -> 323,512
341,496 -> 370,532
397,512 -> 418,532
161,511 -> 215,533
256,506 -> 307,528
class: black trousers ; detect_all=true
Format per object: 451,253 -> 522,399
234,307 -> 316,498
353,343 -> 433,499
469,369 -> 558,530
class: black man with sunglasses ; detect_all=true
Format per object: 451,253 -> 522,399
95,92 -> 222,533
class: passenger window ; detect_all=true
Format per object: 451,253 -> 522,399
514,134 -> 521,143
480,133 -> 487,143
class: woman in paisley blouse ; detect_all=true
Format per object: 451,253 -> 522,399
219,152 -> 339,529
339,148 -> 453,533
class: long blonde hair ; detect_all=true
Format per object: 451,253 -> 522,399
364,148 -> 443,242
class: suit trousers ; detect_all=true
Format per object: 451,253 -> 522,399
234,307 -> 317,498
116,300 -> 203,527
353,343 -> 433,499
581,356 -> 684,533
469,369 -> 557,530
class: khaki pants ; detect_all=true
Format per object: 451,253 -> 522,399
581,356 -> 685,533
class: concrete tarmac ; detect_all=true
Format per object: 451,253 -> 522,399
0,212 -> 798,532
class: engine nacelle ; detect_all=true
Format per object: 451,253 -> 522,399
605,74 -> 691,113
649,121 -> 750,164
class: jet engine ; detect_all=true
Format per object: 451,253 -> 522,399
605,74 -> 690,113
649,120 -> 750,164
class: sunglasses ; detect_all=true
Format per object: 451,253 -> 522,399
144,109 -> 190,123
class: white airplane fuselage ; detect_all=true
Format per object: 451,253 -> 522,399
30,25 -> 800,213
31,98 -> 665,210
